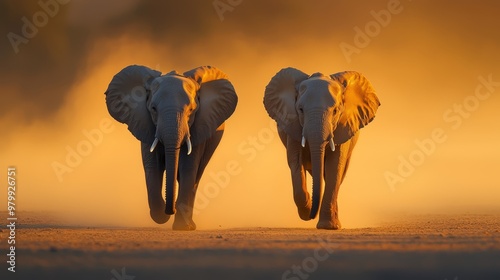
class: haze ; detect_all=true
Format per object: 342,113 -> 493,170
1,0 -> 499,229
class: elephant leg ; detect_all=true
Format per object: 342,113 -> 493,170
195,126 -> 224,184
278,126 -> 287,146
141,142 -> 170,224
190,128 -> 224,211
173,143 -> 203,231
285,135 -> 312,220
173,125 -> 224,230
317,133 -> 359,230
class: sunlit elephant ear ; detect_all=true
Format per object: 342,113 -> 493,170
330,71 -> 381,144
264,67 -> 309,142
104,65 -> 161,144
183,66 -> 238,146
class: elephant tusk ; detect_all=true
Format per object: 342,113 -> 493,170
186,137 -> 192,155
301,136 -> 306,148
329,138 -> 335,152
150,138 -> 159,153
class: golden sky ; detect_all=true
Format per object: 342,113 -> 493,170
1,0 -> 499,228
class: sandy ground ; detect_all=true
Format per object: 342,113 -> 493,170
1,212 -> 500,280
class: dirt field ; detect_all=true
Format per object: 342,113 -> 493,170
2,212 -> 500,280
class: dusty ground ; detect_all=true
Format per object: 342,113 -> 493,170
1,212 -> 500,280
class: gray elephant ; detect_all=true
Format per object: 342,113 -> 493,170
105,65 -> 238,230
264,68 -> 380,230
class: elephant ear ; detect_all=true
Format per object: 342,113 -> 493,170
104,65 -> 161,144
330,71 -> 381,144
183,66 -> 238,146
264,67 -> 309,142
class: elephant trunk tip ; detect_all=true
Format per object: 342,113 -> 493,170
165,207 -> 175,215
309,204 -> 319,220
309,144 -> 326,221
164,148 -> 180,219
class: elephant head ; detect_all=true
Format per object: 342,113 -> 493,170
105,65 -> 237,219
264,67 -> 380,219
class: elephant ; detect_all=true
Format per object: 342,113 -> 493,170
104,65 -> 238,230
264,67 -> 380,230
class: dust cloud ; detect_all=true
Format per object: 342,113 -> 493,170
1,0 -> 499,229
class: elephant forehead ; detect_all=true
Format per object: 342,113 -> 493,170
155,75 -> 197,95
301,77 -> 338,91
300,78 -> 342,102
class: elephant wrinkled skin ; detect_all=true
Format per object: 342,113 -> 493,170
105,65 -> 237,230
264,67 -> 380,229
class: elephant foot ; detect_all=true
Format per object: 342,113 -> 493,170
316,218 -> 341,230
149,209 -> 170,224
172,217 -> 197,231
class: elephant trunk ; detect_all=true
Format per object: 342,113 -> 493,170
158,111 -> 189,215
304,110 -> 330,220
164,149 -> 179,215
309,145 -> 325,220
